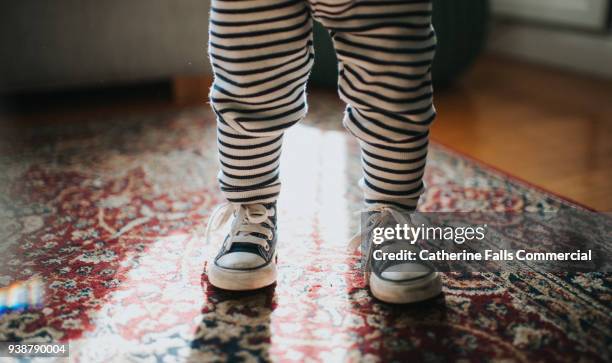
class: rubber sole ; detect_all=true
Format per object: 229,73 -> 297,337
369,271 -> 442,304
207,255 -> 277,291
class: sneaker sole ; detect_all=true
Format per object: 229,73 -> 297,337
207,254 -> 277,291
370,271 -> 442,304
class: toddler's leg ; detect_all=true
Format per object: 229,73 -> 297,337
319,0 -> 436,211
209,0 -> 314,204
206,0 -> 314,291
315,0 -> 442,303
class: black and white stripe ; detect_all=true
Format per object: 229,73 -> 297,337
209,0 -> 436,210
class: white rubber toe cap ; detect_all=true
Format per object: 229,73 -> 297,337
216,252 -> 266,269
380,263 -> 432,281
370,271 -> 442,304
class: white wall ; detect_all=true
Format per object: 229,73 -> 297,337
488,0 -> 612,78
489,22 -> 612,78
491,0 -> 609,30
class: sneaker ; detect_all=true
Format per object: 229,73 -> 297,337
206,203 -> 277,291
351,206 -> 442,304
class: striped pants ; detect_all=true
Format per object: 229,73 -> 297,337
209,0 -> 436,211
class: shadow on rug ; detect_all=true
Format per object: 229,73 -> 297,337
0,100 -> 610,362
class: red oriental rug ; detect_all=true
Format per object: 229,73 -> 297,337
0,100 -> 610,362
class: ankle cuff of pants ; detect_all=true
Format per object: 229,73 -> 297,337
361,180 -> 421,212
220,183 -> 281,205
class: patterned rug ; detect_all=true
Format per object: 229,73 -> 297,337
0,97 -> 610,362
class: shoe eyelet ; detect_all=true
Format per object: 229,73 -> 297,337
264,244 -> 270,251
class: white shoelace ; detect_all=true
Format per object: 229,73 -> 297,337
348,205 -> 411,250
348,205 -> 412,276
206,202 -> 275,253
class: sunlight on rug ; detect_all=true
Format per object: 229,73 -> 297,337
0,106 -> 609,362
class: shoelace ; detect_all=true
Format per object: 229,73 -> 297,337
206,202 -> 275,253
348,205 -> 412,278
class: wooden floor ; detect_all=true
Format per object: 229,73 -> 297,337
431,55 -> 612,211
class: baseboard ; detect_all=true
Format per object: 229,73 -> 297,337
172,75 -> 213,106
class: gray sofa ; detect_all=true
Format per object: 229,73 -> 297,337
0,0 -> 211,93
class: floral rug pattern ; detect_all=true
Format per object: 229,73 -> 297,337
0,101 -> 610,362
